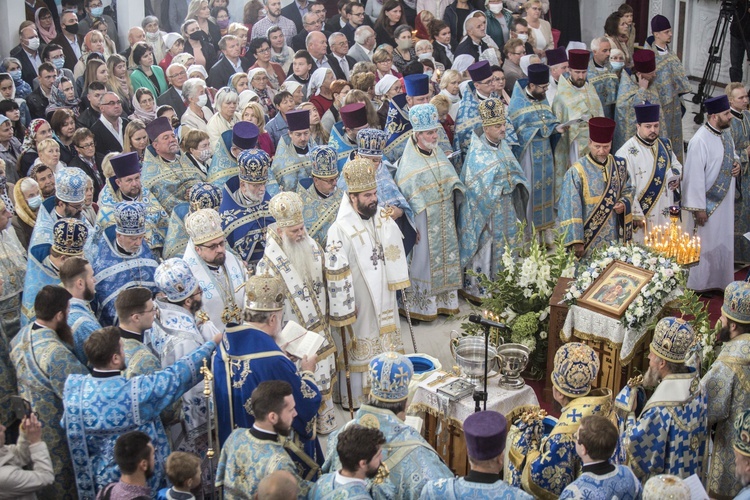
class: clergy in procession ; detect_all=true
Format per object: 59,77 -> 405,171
559,416 -> 642,499
701,281 -> 750,499
219,148 -> 275,269
323,352 -> 453,500
93,202 -> 159,326
506,342 -> 618,498
0,198 -> 25,401
184,208 -> 247,329
613,49 -> 665,152
60,257 -> 101,365
297,145 -> 343,248
207,122 -> 260,189
216,381 -> 307,498
394,104 -> 464,321
10,286 -> 89,500
271,108 -> 316,193
151,258 -> 219,495
508,64 -> 561,234
559,117 -> 635,258
112,287 -> 163,381
141,117 -> 203,214
329,102 -> 370,170
22,217 -> 88,325
645,15 -> 691,163
683,94 -> 741,292
726,83 -> 750,264
544,47 -> 568,105
62,325 -> 221,499
256,191 -> 339,435
97,151 -> 169,256
212,273 -> 323,476
454,61 -> 497,156
588,37 -> 619,119
163,182 -> 223,260
326,157 -> 410,410
615,317 -> 708,482
459,98 -> 529,302
421,411 -> 533,499
552,49 -> 605,177
615,102 -> 681,243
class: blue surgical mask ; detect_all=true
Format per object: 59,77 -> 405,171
53,57 -> 65,69
27,195 -> 42,210
90,6 -> 104,17
610,61 -> 625,71
425,70 -> 433,78
9,70 -> 21,81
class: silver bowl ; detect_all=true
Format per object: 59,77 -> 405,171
497,343 -> 530,390
452,336 -> 499,387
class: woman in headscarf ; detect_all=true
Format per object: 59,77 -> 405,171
129,88 -> 158,125
159,33 -> 186,72
228,72 -> 249,94
374,74 -> 402,128
519,53 -> 541,76
414,10 -> 435,41
0,73 -> 31,127
1,59 -> 32,100
307,67 -> 335,118
18,119 -> 52,177
248,68 -> 277,119
74,30 -> 110,79
34,7 -> 57,44
81,176 -> 98,228
45,78 -> 80,120
280,81 -> 304,106
268,26 -> 294,74
0,158 -> 16,214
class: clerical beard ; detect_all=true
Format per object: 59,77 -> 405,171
56,313 -> 74,346
281,232 -> 316,286
420,139 -> 437,151
717,325 -> 732,343
273,420 -> 292,437
642,365 -> 661,389
83,282 -> 96,302
189,297 -> 203,315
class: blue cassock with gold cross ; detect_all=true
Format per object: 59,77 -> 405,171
382,94 -> 453,167
219,176 -> 275,267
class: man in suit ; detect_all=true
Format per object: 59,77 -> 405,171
10,22 -> 46,88
208,35 -> 249,89
292,12 -> 322,52
27,63 -> 56,120
328,32 -> 357,80
90,92 -> 130,157
51,11 -> 84,72
281,0 -> 310,33
455,13 -> 489,60
340,2 -> 366,46
158,63 -> 188,119
120,27 -> 146,64
325,0 -> 350,33
306,31 -> 330,70
348,26 -> 375,63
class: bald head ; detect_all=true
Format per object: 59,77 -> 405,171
306,31 -> 328,60
128,27 -> 146,47
256,470 -> 298,499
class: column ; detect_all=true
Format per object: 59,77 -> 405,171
117,0 -> 146,51
0,0 -> 28,62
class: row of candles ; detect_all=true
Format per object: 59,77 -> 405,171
643,208 -> 701,265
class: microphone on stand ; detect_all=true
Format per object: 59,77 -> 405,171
468,314 -> 507,331
467,314 -> 506,413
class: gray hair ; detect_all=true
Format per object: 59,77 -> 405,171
214,87 -> 239,107
20,177 -> 39,195
166,63 -> 187,79
142,16 -> 159,30
302,12 -> 318,25
354,26 -> 375,45
328,32 -> 346,47
590,36 -> 610,52
182,78 -> 206,100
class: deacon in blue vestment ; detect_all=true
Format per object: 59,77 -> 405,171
270,109 -> 317,193
206,121 -> 260,189
59,256 -> 102,365
588,37 -> 620,119
421,411 -> 532,500
297,145 -> 344,248
559,415 -> 641,499
10,286 -> 90,500
558,117 -> 634,258
93,202 -> 159,326
328,102 -> 370,171
212,273 -> 323,478
732,409 -> 750,500
163,182 -> 223,260
727,84 -> 750,264
615,317 -> 708,482
323,352 -> 453,500
454,61 -> 497,158
219,148 -> 275,268
62,325 -> 220,500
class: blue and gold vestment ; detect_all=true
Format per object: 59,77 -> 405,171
309,472 -> 372,499
587,59 -> 619,119
141,146 -> 207,214
68,297 -> 101,365
559,464 -> 641,499
613,71 -> 666,153
219,176 -> 275,266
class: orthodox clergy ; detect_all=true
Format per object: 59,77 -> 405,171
10,286 -> 89,500
588,37 -> 619,119
508,64 -> 561,232
323,352 -> 453,500
256,191 -> 339,434
270,108 -> 316,193
559,416 -> 642,499
552,49 -> 605,177
421,411 -> 533,499
559,117 -> 635,258
59,257 -> 101,365
112,288 -> 164,381
726,82 -> 750,264
93,202 -> 159,326
216,381 -> 306,498
207,121 -> 260,189
646,15 -> 691,163
613,49 -> 665,152
0,199 -> 25,404
329,103 -> 370,170
544,47 -> 568,105
454,61 -> 497,156
141,116 -> 203,214
615,317 -> 708,482
62,325 -> 220,499
219,148 -> 275,268
22,217 -> 88,325
184,208 -> 247,330
615,103 -> 682,243
683,95 -> 741,292
459,98 -> 529,302
505,343 -> 618,498
163,182 -> 223,260
326,157 -> 410,409
212,273 -> 323,476
734,410 -> 750,500
701,281 -> 750,499
297,146 -> 343,247
97,151 -> 169,256
394,104 -> 464,321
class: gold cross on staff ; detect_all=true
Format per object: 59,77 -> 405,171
349,226 -> 368,245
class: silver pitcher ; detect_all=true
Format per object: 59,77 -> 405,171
497,343 -> 530,390
450,331 -> 500,387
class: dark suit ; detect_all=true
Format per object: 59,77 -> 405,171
51,32 -> 84,72
340,23 -> 358,46
9,44 -> 46,88
68,153 -> 106,200
26,86 -> 49,120
207,56 -> 249,90
291,29 -> 310,52
90,117 -> 130,157
183,36 -> 219,76
432,41 -> 453,70
157,86 -> 188,119
76,107 -> 100,130
328,54 -> 357,81
454,38 -> 488,61
281,1 -> 305,32
325,15 -> 344,34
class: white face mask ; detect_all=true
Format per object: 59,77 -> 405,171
488,3 -> 503,14
199,148 -> 213,162
610,61 -> 624,71
517,33 -> 528,43
26,37 -> 40,51
197,94 -> 208,107
146,31 -> 160,41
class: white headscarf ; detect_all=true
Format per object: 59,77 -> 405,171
307,67 -> 331,99
280,80 -> 303,97
187,64 -> 208,80
375,74 -> 399,97
520,55 -> 536,75
452,55 -> 475,74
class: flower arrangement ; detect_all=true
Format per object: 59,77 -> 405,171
462,226 -> 576,378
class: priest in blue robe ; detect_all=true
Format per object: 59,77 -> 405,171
558,117 -> 634,258
454,61 -> 497,157
328,102 -> 369,171
62,325 -> 220,499
588,37 -> 620,119
323,352 -> 452,500
93,200 -> 159,326
297,145 -> 343,248
219,148 -> 275,269
270,109 -> 316,193
206,122 -> 260,189
10,285 -> 90,500
60,256 -> 102,365
212,273 -> 323,478
163,182 -> 223,260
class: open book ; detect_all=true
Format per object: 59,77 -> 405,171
278,321 -> 324,359
404,415 -> 423,434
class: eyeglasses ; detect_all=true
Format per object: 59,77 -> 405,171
66,202 -> 84,210
257,46 -> 272,53
512,51 -> 525,56
101,100 -> 122,106
200,240 -> 226,251
77,141 -> 95,149
169,70 -> 187,78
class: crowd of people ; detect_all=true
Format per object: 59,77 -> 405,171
0,0 -> 749,498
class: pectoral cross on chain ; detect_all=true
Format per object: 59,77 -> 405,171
370,244 -> 384,269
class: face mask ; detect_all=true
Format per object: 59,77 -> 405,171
488,3 -> 503,13
27,195 -> 42,210
397,39 -> 413,50
189,31 -> 204,41
197,94 -> 208,107
418,52 -> 433,61
517,33 -> 528,43
53,57 -> 65,69
217,19 -> 230,29
90,6 -> 104,17
425,70 -> 433,78
199,149 -> 213,162
9,70 -> 21,81
66,23 -> 80,35
146,31 -> 160,41
26,37 -> 40,51
610,61 -> 625,71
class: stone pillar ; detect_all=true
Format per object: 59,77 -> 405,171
117,0 -> 146,51
0,0 -> 28,62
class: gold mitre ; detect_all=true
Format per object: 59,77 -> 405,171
244,273 -> 285,312
186,208 -> 225,245
342,157 -> 377,194
478,98 -> 506,127
268,191 -> 304,228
